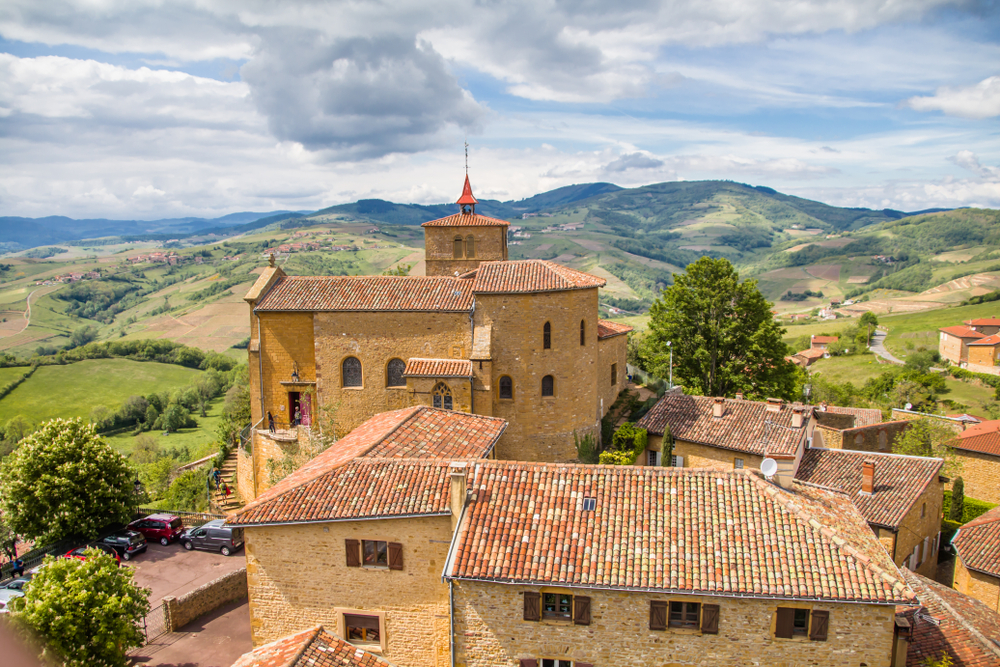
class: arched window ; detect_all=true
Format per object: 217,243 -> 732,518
499,376 -> 513,400
580,320 -> 586,346
432,382 -> 453,410
453,237 -> 464,259
386,358 -> 406,387
342,357 -> 362,387
543,322 -> 551,349
541,375 -> 554,397
465,235 -> 475,258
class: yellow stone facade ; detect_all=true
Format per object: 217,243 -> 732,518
951,448 -> 1000,504
953,554 -> 1000,612
967,343 -> 1000,368
452,581 -> 896,667
423,224 -> 508,277
642,434 -> 764,471
884,477 -> 944,579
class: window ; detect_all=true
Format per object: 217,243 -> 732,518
524,592 -> 590,625
543,322 -> 551,349
542,661 -> 573,667
921,502 -> 927,518
346,540 -> 403,569
345,614 -> 380,645
541,375 -> 554,397
774,607 -> 828,641
611,363 -> 617,385
648,450 -> 660,466
363,540 -> 388,567
669,601 -> 700,629
582,497 -> 596,511
499,376 -> 513,400
580,320 -> 586,346
465,235 -> 475,258
792,608 -> 809,636
453,237 -> 464,258
432,382 -> 453,410
543,592 -> 572,620
386,358 -> 406,387
671,455 -> 684,467
342,357 -> 362,387
734,458 -> 744,469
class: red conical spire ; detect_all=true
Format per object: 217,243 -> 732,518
456,174 -> 478,210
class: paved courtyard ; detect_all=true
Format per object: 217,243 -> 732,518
130,598 -> 252,667
130,540 -> 246,607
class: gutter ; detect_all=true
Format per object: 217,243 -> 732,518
232,511 -> 452,529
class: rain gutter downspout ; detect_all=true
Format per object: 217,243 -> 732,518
254,308 -> 264,497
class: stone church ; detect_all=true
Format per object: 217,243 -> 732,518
239,176 -> 630,501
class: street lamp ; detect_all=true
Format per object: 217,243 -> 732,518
666,341 -> 673,389
133,477 -> 143,518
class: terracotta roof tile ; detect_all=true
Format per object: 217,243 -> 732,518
811,336 -> 839,344
968,334 -> 1000,346
231,625 -> 392,667
958,420 -> 1000,439
596,320 -> 632,339
953,506 -> 1000,578
364,410 -> 505,460
820,405 -> 885,428
447,462 -> 913,604
403,358 -> 473,378
965,318 -> 1000,326
950,432 -> 1000,457
421,212 -> 509,227
636,394 -> 808,458
901,570 -> 1000,667
939,326 -> 986,339
472,260 -> 605,294
255,276 -> 473,312
795,448 -> 943,529
797,348 -> 826,359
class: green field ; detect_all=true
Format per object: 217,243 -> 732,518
104,396 -> 224,459
0,366 -> 30,386
807,354 -> 886,385
0,359 -> 203,423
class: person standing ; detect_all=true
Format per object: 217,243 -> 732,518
267,411 -> 275,433
293,407 -> 301,427
212,469 -> 221,490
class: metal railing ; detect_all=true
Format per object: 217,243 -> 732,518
133,508 -> 225,528
142,603 -> 168,644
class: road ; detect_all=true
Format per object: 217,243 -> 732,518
869,330 -> 904,366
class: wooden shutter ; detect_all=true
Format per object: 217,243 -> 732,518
809,610 -> 829,641
774,607 -> 795,639
519,661 -> 537,667
700,603 -> 720,634
573,596 -> 591,625
345,539 -> 360,567
388,542 -> 404,570
649,600 -> 667,630
523,592 -> 540,621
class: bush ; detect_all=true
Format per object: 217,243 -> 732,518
949,478 -> 965,522
574,431 -> 599,464
942,488 -> 997,525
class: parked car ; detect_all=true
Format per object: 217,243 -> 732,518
0,588 -> 25,606
99,530 -> 147,561
128,513 -> 185,546
0,577 -> 31,592
64,543 -> 121,565
179,519 -> 244,556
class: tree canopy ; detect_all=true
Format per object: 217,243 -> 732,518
646,257 -> 801,399
892,417 -> 963,477
0,418 -> 136,543
11,550 -> 150,667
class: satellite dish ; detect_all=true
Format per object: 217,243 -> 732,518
905,402 -> 913,411
761,458 -> 778,478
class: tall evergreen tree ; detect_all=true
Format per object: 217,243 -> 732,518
950,477 -> 965,523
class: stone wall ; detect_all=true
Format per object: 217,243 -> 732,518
597,334 -> 627,419
890,476 -> 944,579
813,420 -> 911,453
967,345 -> 999,369
954,555 -> 1000,612
644,435 -> 763,472
452,581 -> 896,667
164,567 -> 248,632
939,331 -> 966,364
407,375 -> 474,414
424,225 -> 507,277
952,448 -> 1000,504
237,446 -> 256,503
963,361 -> 1000,376
476,289 -> 600,462
245,516 -> 452,667
258,312 -> 317,429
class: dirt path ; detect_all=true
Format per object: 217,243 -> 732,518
12,287 -> 49,336
870,330 -> 904,365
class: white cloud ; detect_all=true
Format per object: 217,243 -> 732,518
906,76 -> 1000,119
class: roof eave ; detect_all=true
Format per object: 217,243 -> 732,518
230,511 -> 452,528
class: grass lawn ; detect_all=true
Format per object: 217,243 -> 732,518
105,396 -> 225,460
941,378 -> 996,413
807,354 -> 886,385
0,366 -> 30,386
0,358 -> 204,423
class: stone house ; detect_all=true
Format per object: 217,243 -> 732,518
791,347 -> 825,367
952,506 -> 1000,613
231,625 -> 391,667
965,334 -> 1000,374
946,431 -> 1000,504
810,334 -> 838,350
794,448 -> 945,579
241,176 -> 630,501
964,317 -> 1000,336
444,462 -> 915,667
939,326 -> 985,365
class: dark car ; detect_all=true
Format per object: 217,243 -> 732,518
180,519 -> 244,556
64,543 -> 121,565
99,530 -> 147,561
128,514 -> 184,546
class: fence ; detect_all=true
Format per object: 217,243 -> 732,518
142,603 -> 169,644
133,508 -> 225,528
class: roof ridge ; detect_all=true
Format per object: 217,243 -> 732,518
746,473 -> 916,602
806,446 -> 945,463
290,625 -> 323,667
912,573 -> 1000,661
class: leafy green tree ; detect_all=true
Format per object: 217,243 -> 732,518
11,550 -> 150,667
0,418 -> 135,543
161,469 -> 209,511
949,477 -> 965,523
599,422 -> 648,465
646,257 -> 800,399
859,311 -> 878,346
893,418 -> 963,477
161,404 -> 191,433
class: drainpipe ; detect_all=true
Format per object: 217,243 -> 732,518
254,309 -> 264,498
449,579 -> 455,667
469,298 -> 476,415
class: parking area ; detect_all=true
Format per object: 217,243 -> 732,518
130,541 -> 246,607
130,597 -> 252,667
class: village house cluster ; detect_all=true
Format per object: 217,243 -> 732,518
939,317 -> 1000,375
226,177 -> 1000,667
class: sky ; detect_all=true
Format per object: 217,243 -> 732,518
0,0 -> 998,220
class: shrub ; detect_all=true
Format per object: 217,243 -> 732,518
949,478 -> 965,522
942,488 -> 997,524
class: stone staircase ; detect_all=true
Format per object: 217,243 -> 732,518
211,447 -> 244,516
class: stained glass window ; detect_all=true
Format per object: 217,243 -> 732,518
386,358 -> 405,387
342,357 -> 362,387
432,382 -> 453,410
499,376 -> 513,400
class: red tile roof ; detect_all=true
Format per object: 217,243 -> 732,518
364,410 -> 505,460
811,335 -> 839,344
953,506 -> 1000,578
958,419 -> 1000,438
939,326 -> 986,339
403,358 -> 473,378
950,431 -> 1000,458
471,260 -> 606,294
254,276 -> 474,312
795,448 -> 943,529
636,394 -> 809,458
596,319 -> 632,339
820,405 -> 885,428
968,334 -> 1000,346
797,348 -> 826,359
231,625 -> 391,667
965,318 -> 1000,326
421,212 -> 508,227
446,462 -> 914,604
901,570 -> 1000,667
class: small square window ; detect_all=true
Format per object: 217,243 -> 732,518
542,592 -> 572,620
345,614 -> 380,645
611,363 -> 617,385
362,540 -> 388,567
669,601 -> 700,629
792,608 -> 809,636
582,497 -> 596,511
734,458 -> 744,469
541,660 -> 573,667
648,450 -> 660,466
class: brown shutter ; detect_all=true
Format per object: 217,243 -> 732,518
649,600 -> 667,630
700,603 -> 720,634
388,542 -> 404,570
523,592 -> 540,621
774,607 -> 795,639
809,610 -> 829,641
519,661 -> 537,667
345,539 -> 360,567
573,596 -> 591,625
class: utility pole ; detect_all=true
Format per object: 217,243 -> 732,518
667,341 -> 673,389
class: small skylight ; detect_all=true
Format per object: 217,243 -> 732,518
582,497 -> 597,511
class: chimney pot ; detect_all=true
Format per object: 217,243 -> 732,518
449,462 -> 468,529
766,397 -> 782,413
861,459 -> 875,495
792,407 -> 804,428
712,397 -> 725,418
735,392 -> 744,400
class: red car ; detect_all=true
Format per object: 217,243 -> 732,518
128,514 -> 185,546
64,543 -> 121,565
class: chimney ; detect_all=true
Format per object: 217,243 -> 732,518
792,406 -> 804,428
449,462 -> 468,530
735,392 -> 744,401
861,460 -> 875,495
765,397 -> 782,413
712,397 -> 725,418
